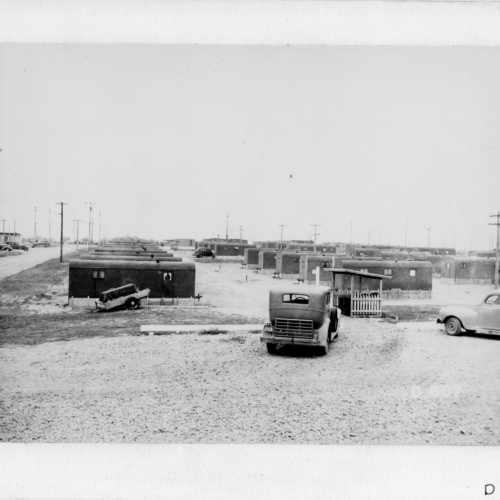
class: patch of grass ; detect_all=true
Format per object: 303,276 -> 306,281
198,328 -> 227,335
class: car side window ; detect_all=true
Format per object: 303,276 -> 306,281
484,295 -> 498,305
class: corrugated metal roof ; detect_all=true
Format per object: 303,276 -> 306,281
69,259 -> 195,270
323,269 -> 391,280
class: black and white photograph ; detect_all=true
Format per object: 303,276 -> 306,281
1,2 -> 500,499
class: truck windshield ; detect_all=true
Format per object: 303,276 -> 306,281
282,294 -> 309,304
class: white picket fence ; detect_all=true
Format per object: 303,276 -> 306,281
333,290 -> 382,317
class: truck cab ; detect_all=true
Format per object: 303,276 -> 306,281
260,285 -> 340,355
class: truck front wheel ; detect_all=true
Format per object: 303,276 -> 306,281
266,343 -> 278,354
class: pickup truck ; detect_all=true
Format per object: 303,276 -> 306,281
95,284 -> 150,312
261,285 -> 340,355
437,290 -> 500,335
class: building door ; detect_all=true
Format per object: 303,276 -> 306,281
162,272 -> 174,298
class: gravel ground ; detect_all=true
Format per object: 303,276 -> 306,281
1,254 -> 500,444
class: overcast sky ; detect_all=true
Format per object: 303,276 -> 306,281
0,45 -> 499,250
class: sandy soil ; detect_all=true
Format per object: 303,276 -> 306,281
1,254 -> 499,444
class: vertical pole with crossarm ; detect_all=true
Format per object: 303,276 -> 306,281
489,212 -> 500,289
56,202 -> 68,263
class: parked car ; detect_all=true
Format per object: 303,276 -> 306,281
260,285 -> 340,355
437,290 -> 500,336
0,244 -> 12,252
193,247 -> 214,258
6,242 -> 29,251
32,241 -> 50,247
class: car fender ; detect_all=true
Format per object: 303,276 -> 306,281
439,305 -> 478,331
317,321 -> 329,346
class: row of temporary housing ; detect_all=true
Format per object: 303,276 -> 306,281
68,244 -> 196,299
244,249 -> 433,291
253,241 -> 456,256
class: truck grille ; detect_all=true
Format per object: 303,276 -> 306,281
274,318 -> 314,338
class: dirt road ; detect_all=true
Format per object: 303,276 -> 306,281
0,245 -> 77,280
1,254 -> 499,444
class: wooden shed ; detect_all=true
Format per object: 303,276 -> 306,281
214,243 -> 256,257
258,249 -> 278,272
336,259 -> 433,291
299,255 -> 337,284
324,268 -> 390,317
69,259 -> 195,299
244,248 -> 260,267
441,257 -> 498,283
276,251 -> 316,277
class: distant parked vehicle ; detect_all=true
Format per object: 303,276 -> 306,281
32,241 -> 50,248
437,290 -> 500,336
0,244 -> 12,252
193,247 -> 215,258
6,242 -> 29,251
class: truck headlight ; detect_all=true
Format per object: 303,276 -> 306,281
263,322 -> 273,333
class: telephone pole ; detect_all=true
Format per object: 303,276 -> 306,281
0,219 -> 5,243
489,211 -> 500,289
426,228 -> 431,248
55,202 -> 68,263
225,212 -> 229,241
85,202 -> 96,249
310,224 -> 321,252
74,219 -> 83,251
32,206 -> 37,240
48,209 -> 52,246
239,226 -> 243,244
278,225 -> 286,248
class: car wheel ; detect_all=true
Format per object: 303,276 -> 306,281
328,312 -> 339,339
266,343 -> 278,354
124,298 -> 139,310
445,316 -> 462,336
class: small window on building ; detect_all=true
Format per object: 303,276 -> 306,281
360,268 -> 368,273
283,294 -> 309,304
93,271 -> 105,279
164,272 -> 172,281
410,270 -> 416,277
446,263 -> 450,269
384,269 -> 392,275
235,247 -> 239,249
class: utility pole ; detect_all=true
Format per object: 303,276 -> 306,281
85,202 -> 95,249
0,220 -> 5,243
55,202 -> 68,263
310,224 -> 321,252
74,219 -> 82,251
489,211 -> 500,289
32,206 -> 37,240
13,220 -> 16,242
239,226 -> 243,244
405,216 -> 408,246
225,212 -> 229,241
426,228 -> 431,248
49,209 -> 52,246
98,211 -> 102,246
278,225 -> 286,248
